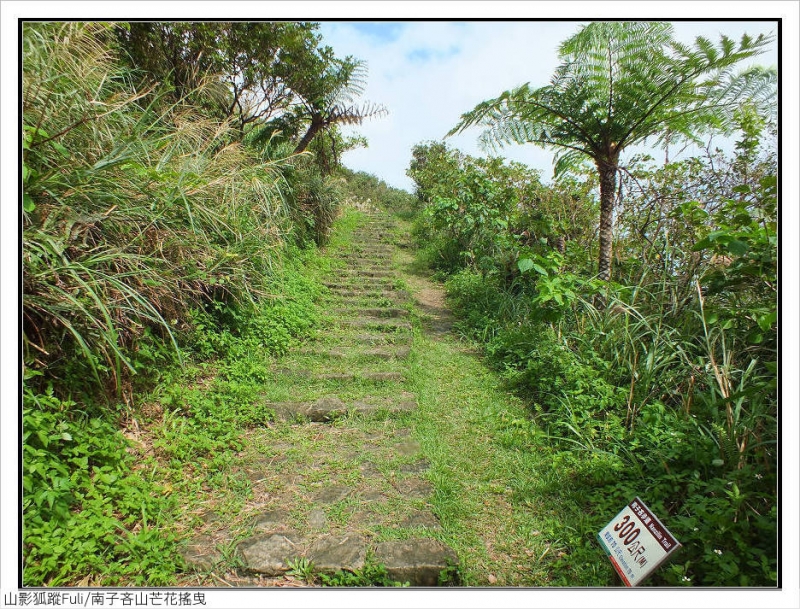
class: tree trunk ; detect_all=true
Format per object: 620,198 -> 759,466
294,115 -> 325,155
596,158 -> 618,281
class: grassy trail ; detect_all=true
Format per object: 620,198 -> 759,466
163,205 -> 610,587
394,220 -> 596,587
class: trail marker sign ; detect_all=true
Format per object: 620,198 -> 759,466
597,497 -> 681,586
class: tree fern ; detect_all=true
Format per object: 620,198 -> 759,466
449,21 -> 776,281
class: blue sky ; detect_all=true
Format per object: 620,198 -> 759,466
317,19 -> 781,192
350,22 -> 405,43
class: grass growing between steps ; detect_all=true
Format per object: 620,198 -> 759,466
144,206 -> 450,586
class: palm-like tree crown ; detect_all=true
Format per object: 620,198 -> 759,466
449,21 -> 776,279
293,57 -> 387,155
451,22 -> 775,172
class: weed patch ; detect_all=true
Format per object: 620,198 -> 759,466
22,384 -> 179,586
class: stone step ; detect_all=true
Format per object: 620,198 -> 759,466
340,269 -> 396,278
332,307 -> 409,319
354,333 -> 411,345
324,288 -> 399,299
269,394 -> 417,422
339,264 -> 394,273
272,360 -> 405,383
348,246 -> 393,254
231,533 -> 457,585
342,253 -> 392,261
316,371 -> 405,383
373,539 -> 458,586
271,368 -> 407,383
351,235 -> 392,242
354,227 -> 392,232
325,295 -> 408,307
296,345 -> 411,361
350,241 -> 392,248
325,287 -> 411,301
323,279 -> 397,290
303,332 -> 411,350
337,318 -> 412,331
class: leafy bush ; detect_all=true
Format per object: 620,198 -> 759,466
23,382 -> 178,586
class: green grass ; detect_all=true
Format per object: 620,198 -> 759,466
402,330 -> 613,586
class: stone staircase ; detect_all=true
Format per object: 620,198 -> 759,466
179,212 -> 459,587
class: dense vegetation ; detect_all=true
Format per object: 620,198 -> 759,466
21,20 -> 778,588
21,21 -> 389,586
407,23 -> 777,587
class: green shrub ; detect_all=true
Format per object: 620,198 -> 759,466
22,382 -> 178,586
437,241 -> 776,586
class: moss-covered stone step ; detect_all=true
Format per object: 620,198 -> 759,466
322,279 -> 398,290
339,269 -> 396,278
324,287 -> 411,302
312,331 -> 412,346
331,307 -> 409,318
314,370 -> 405,383
267,394 -> 417,422
228,533 -> 457,585
347,246 -> 394,255
336,318 -> 412,331
341,253 -> 392,262
295,345 -> 412,361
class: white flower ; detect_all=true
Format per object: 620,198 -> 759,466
714,549 -> 723,555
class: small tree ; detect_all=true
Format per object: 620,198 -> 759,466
292,56 -> 387,162
449,21 -> 776,281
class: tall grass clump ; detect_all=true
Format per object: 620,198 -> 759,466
23,22 -> 291,397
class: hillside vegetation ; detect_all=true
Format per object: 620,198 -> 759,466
407,86 -> 777,588
21,21 -> 777,588
22,21 -> 390,585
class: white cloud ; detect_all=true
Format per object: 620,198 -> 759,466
319,20 -> 779,192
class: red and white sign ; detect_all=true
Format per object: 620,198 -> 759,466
597,497 -> 681,586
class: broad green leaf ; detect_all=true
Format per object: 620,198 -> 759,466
746,329 -> 764,345
692,237 -> 712,251
518,258 -> 535,273
725,239 -> 749,256
757,311 -> 777,332
23,193 -> 35,212
760,175 -> 777,189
